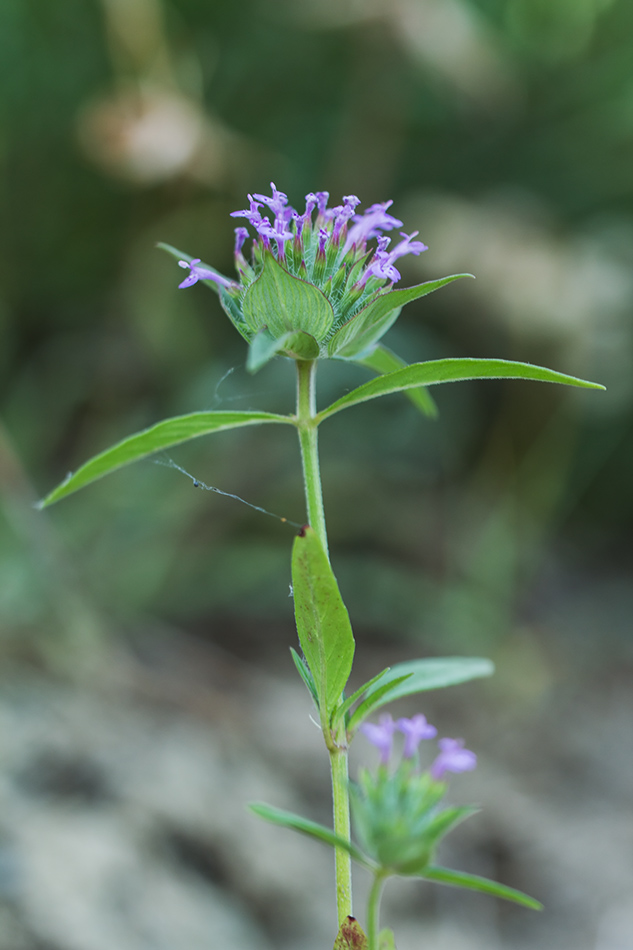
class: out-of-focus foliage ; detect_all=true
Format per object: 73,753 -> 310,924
1,0 -> 632,665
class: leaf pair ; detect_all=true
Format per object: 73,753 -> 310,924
341,657 -> 494,735
37,355 -> 603,509
249,801 -> 542,911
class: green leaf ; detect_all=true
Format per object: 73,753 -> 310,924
347,675 -> 414,734
290,647 -> 319,709
318,358 -> 606,421
328,275 -> 472,358
37,410 -> 294,508
338,667 -> 392,721
248,802 -> 373,869
355,344 -> 438,419
423,806 -> 479,847
422,866 -> 543,911
242,253 -> 334,340
292,527 -> 355,723
348,658 -> 494,728
333,917 -> 369,950
247,327 -> 320,373
378,929 -> 397,950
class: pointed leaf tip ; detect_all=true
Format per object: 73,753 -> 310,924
318,358 -> 605,421
423,866 -> 543,910
38,410 -> 294,507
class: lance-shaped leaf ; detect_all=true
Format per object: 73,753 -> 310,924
247,327 -> 320,373
249,803 -> 374,870
354,344 -> 438,419
328,275 -> 472,358
243,253 -> 334,340
344,675 -> 413,734
318,358 -> 605,421
292,527 -> 355,724
338,667 -> 393,721
334,917 -> 369,950
422,866 -> 543,910
348,657 -> 493,733
38,411 -> 294,508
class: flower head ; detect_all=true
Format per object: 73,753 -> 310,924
360,713 -> 397,765
430,738 -> 477,781
171,185 -> 436,368
396,714 -> 437,758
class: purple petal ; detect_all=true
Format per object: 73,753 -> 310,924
430,738 -> 477,781
360,713 -> 397,765
396,714 -> 437,758
344,201 -> 403,253
234,227 -> 249,256
315,191 -> 330,217
178,273 -> 199,288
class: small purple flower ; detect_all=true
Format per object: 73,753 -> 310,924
364,230 -> 428,284
252,182 -> 289,219
430,738 -> 477,781
317,228 -> 328,256
344,200 -> 403,253
332,195 -> 361,242
230,195 -> 263,228
178,259 -> 233,290
315,191 -> 330,218
234,228 -> 249,257
361,713 -> 398,765
304,193 -> 318,217
396,714 -> 437,758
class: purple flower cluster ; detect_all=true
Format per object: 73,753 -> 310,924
179,184 -> 426,321
226,184 -> 427,290
173,183 -> 431,358
360,712 -> 476,782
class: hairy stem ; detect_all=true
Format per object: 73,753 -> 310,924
295,359 -> 352,923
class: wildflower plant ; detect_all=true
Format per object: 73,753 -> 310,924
39,184 -> 605,949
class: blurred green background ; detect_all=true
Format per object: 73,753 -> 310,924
1,2 -> 632,947
2,0 -> 631,664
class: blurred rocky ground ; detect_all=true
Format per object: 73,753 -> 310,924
0,592 -> 631,950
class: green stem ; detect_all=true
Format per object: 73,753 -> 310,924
330,736 -> 352,922
296,359 -> 328,556
295,359 -> 352,924
367,872 -> 387,950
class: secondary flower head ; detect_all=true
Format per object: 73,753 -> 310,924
352,718 -> 478,875
430,738 -> 477,781
167,183 -> 439,371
